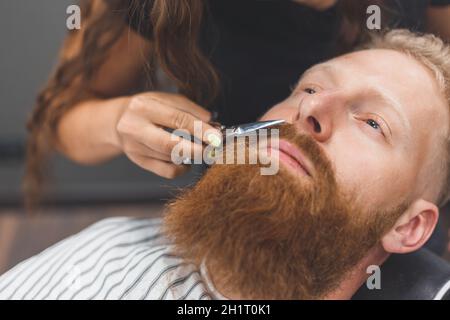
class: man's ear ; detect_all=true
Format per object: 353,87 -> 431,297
381,199 -> 439,254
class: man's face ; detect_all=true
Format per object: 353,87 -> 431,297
262,49 -> 449,211
164,49 -> 447,300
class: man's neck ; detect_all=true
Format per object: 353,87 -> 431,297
322,246 -> 389,299
204,246 -> 389,300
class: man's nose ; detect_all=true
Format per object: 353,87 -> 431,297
295,90 -> 348,143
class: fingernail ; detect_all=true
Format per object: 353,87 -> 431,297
207,133 -> 222,148
207,150 -> 214,159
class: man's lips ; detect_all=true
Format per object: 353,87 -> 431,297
269,139 -> 312,176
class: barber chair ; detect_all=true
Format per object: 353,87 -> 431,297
352,248 -> 450,300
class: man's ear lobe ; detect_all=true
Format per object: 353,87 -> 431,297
381,199 -> 439,254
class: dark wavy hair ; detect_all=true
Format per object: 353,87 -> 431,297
24,0 -> 388,208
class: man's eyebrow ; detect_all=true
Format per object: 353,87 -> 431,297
299,64 -> 338,80
295,64 -> 339,90
368,86 -> 411,135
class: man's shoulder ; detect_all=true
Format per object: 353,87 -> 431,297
0,217 -> 183,300
66,216 -> 169,252
83,216 -> 163,234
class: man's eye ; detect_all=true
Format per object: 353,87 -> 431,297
304,88 -> 316,94
366,119 -> 381,130
357,114 -> 389,140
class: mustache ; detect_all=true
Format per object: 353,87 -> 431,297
212,123 -> 335,186
274,123 -> 335,180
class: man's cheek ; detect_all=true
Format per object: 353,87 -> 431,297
336,157 -> 403,209
333,156 -> 380,198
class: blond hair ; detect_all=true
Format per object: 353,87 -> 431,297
363,29 -> 450,206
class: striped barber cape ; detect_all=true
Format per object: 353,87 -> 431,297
0,217 -> 223,300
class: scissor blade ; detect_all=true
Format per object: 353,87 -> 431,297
226,119 -> 286,136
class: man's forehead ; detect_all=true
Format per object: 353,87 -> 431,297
302,49 -> 437,88
304,49 -> 419,77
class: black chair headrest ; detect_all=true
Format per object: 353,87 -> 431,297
352,248 -> 450,300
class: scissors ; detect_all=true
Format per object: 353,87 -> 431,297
181,119 -> 286,165
211,119 -> 285,140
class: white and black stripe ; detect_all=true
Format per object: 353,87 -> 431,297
0,217 -> 215,300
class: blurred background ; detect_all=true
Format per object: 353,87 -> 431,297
0,0 -> 201,274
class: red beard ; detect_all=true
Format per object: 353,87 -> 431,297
164,124 -> 405,299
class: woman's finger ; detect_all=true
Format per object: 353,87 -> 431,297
140,124 -> 206,160
127,153 -> 190,179
132,95 -> 222,145
123,140 -> 173,162
150,105 -> 221,145
144,92 -> 213,123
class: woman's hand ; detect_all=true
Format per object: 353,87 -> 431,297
115,92 -> 221,179
292,0 -> 337,10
